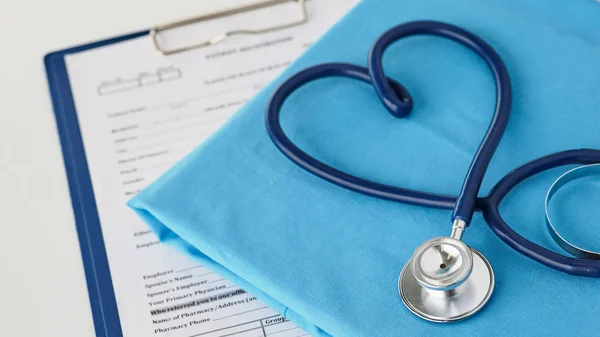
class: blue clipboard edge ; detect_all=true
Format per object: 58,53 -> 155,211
44,30 -> 148,337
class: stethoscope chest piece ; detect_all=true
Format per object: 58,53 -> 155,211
399,235 -> 495,322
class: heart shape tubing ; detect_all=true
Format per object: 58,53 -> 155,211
265,20 -> 600,276
267,20 -> 511,224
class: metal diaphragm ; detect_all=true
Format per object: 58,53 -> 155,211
399,237 -> 495,322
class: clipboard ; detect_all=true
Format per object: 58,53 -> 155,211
44,1 -> 308,336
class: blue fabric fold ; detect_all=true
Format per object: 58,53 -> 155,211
129,0 -> 600,335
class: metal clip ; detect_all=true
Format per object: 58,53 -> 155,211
151,0 -> 308,56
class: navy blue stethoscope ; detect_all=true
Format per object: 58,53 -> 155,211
265,21 -> 600,321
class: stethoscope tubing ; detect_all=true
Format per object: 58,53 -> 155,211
265,21 -> 600,277
268,21 -> 511,223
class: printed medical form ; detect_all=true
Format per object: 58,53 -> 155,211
64,1 -> 356,336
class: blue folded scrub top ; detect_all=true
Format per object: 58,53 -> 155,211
129,0 -> 600,335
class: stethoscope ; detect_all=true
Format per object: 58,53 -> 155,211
265,21 -> 600,322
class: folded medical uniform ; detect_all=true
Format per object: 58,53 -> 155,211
129,0 -> 600,335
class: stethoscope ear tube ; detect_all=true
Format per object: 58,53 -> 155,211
482,149 -> 600,277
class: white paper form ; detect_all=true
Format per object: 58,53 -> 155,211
64,1 -> 357,336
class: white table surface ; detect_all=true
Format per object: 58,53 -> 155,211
0,1 -> 248,335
